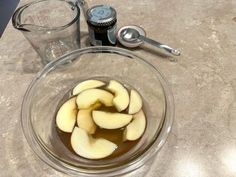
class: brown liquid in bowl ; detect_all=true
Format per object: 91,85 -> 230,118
55,80 -> 144,160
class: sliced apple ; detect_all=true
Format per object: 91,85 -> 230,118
76,88 -> 114,109
92,111 -> 132,129
77,103 -> 101,134
123,110 -> 146,141
71,127 -> 117,159
107,80 -> 129,112
56,97 -> 77,133
72,79 -> 105,95
128,89 -> 143,114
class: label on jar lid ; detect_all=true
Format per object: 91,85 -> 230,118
87,5 -> 116,25
91,6 -> 111,21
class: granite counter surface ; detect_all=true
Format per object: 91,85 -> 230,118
0,0 -> 236,176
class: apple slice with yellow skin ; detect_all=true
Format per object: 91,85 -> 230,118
123,110 -> 146,141
128,89 -> 143,114
71,127 -> 117,159
76,88 -> 114,109
72,79 -> 105,95
56,97 -> 77,133
92,111 -> 132,129
77,103 -> 101,134
107,80 -> 129,112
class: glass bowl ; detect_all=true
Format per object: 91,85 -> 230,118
21,46 -> 174,176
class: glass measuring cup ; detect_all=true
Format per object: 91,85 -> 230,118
12,0 -> 80,65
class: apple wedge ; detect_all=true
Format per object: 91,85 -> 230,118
123,110 -> 146,141
107,80 -> 129,112
128,89 -> 143,114
71,127 -> 117,159
92,111 -> 132,129
56,97 -> 77,133
72,79 -> 105,95
77,103 -> 101,134
76,88 -> 114,109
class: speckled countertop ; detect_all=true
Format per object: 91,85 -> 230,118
1,0 -> 236,177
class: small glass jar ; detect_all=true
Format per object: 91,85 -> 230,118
87,5 -> 117,46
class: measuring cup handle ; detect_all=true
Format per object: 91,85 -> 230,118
76,0 -> 89,20
139,35 -> 181,56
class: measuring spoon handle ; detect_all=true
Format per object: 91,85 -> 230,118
139,35 -> 180,56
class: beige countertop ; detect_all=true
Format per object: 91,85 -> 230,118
1,0 -> 236,176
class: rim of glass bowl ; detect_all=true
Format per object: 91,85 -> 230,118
21,46 -> 174,176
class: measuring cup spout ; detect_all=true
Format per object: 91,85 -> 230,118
12,5 -> 31,32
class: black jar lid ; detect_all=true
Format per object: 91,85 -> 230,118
87,5 -> 116,26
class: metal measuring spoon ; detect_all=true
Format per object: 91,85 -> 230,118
117,25 -> 180,56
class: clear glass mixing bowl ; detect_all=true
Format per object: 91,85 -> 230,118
21,46 -> 174,176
